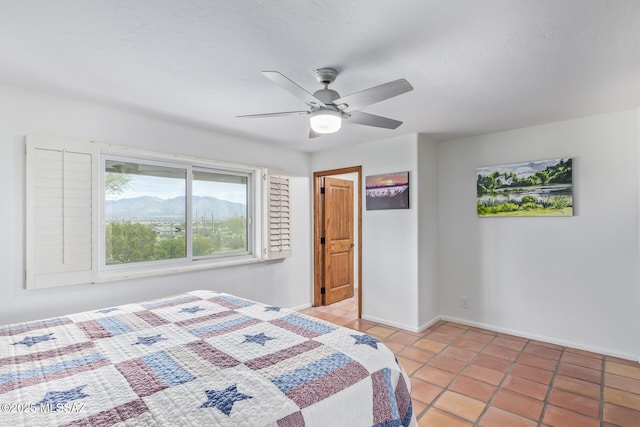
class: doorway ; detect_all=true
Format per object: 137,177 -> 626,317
313,166 -> 362,318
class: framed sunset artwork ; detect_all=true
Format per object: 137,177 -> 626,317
365,171 -> 410,210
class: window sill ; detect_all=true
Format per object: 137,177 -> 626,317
96,256 -> 263,284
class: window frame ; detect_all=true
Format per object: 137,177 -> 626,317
25,138 -> 289,289
98,147 -> 262,281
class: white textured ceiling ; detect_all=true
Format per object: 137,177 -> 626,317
1,0 -> 639,152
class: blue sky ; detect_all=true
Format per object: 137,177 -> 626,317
106,175 -> 247,204
477,158 -> 569,178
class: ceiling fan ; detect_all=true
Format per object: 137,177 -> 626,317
237,68 -> 414,138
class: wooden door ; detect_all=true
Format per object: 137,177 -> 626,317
323,177 -> 354,305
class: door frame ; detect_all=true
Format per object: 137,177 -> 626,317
313,166 -> 362,318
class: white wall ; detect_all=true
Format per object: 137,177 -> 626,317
0,84 -> 311,325
312,135 -> 420,330
438,109 -> 640,359
417,135 -> 440,329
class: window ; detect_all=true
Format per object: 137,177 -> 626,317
25,137 -> 290,289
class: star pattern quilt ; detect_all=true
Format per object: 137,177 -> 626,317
0,290 -> 415,426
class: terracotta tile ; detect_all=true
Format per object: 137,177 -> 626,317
553,375 -> 601,399
502,375 -> 549,400
605,373 -> 640,395
557,362 -> 602,384
415,338 -> 448,353
429,355 -> 469,374
543,405 -> 600,427
413,400 -> 427,420
605,355 -> 638,366
449,376 -> 497,402
604,386 -> 640,410
310,312 -> 341,322
529,340 -> 564,350
384,341 -> 408,353
463,330 -> 496,343
492,389 -> 544,420
523,343 -> 562,360
480,407 -> 537,427
397,356 -> 424,375
606,361 -> 640,381
327,307 -> 349,317
565,347 -> 604,360
510,363 -> 554,384
386,331 -> 420,346
398,345 -> 436,363
441,346 -> 477,362
462,364 -> 505,386
414,365 -> 456,388
493,336 -> 527,351
497,332 -> 528,342
427,331 -> 461,344
482,344 -> 520,361
562,352 -> 603,370
468,326 -> 498,334
517,353 -> 558,371
329,316 -> 357,327
548,389 -> 600,417
451,337 -> 487,352
435,324 -> 466,336
343,318 -> 377,331
445,321 -> 470,330
433,391 -> 486,422
473,354 -> 512,373
410,377 -> 443,405
367,325 -> 397,339
603,402 -> 640,426
419,408 -> 473,427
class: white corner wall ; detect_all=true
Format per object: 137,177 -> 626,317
311,135 -> 420,330
0,84 -> 312,325
417,134 -> 440,329
438,109 -> 640,359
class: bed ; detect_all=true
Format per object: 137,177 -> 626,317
0,290 -> 415,426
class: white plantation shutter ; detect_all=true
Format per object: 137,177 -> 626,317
26,137 -> 97,289
265,170 -> 291,259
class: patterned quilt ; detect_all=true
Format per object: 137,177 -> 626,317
0,290 -> 415,426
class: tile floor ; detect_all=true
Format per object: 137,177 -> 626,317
299,294 -> 640,427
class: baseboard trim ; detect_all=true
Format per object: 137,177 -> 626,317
417,316 -> 442,333
441,315 -> 639,363
289,303 -> 312,311
362,314 -> 422,333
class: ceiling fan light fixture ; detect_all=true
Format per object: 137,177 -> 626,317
310,109 -> 342,134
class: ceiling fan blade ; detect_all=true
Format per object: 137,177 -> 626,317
236,110 -> 309,119
334,78 -> 413,112
309,128 -> 323,139
347,111 -> 403,129
262,71 -> 327,108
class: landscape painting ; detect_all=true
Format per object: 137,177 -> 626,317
366,171 -> 409,210
477,158 -> 573,217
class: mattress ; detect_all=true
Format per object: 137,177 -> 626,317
0,290 -> 415,426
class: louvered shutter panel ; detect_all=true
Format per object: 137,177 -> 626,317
25,137 -> 97,288
265,170 -> 291,259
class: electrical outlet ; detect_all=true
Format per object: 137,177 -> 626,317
461,298 -> 469,309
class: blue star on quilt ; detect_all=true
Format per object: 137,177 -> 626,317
34,385 -> 89,411
12,332 -> 56,347
132,334 -> 168,346
200,384 -> 252,416
351,334 -> 379,349
243,332 -> 275,346
180,306 -> 205,314
264,306 -> 281,312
